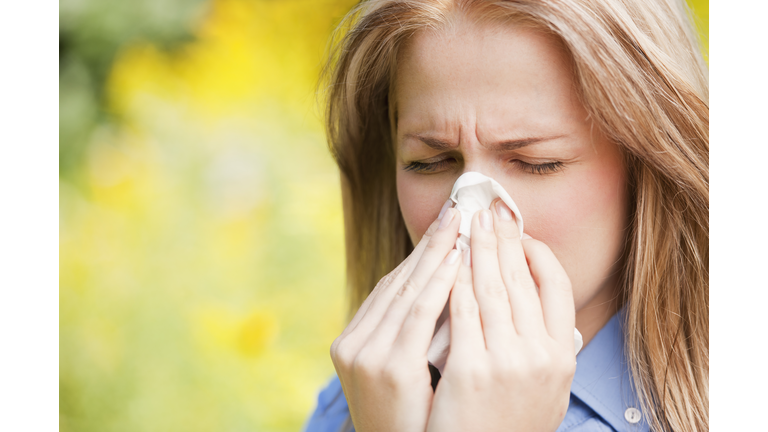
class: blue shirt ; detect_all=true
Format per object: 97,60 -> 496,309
303,310 -> 649,432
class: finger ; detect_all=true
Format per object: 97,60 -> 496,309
521,238 -> 575,346
449,249 -> 486,360
360,208 -> 461,347
469,209 -> 516,347
393,248 -> 462,354
339,250 -> 410,340
493,199 -> 546,336
341,201 -> 453,339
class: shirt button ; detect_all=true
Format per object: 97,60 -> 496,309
624,407 -> 642,424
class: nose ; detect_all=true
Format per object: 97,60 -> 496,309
450,123 -> 513,184
460,154 -> 506,181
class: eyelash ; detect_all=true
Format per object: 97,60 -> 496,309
402,158 -> 564,175
402,159 -> 454,173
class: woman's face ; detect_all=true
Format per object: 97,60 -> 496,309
394,19 -> 629,324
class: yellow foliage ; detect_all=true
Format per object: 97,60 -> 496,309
237,310 -> 279,357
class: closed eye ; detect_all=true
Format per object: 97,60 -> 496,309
402,158 -> 457,173
402,158 -> 564,175
513,160 -> 564,175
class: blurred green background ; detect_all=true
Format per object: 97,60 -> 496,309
59,1 -> 708,431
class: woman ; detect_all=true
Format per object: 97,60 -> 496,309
305,0 -> 708,431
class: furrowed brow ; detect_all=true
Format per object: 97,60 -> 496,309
492,136 -> 564,151
403,133 -> 564,151
403,134 -> 456,150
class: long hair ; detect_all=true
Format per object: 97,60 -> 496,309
320,1 -> 708,431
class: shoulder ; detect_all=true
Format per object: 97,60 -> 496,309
302,375 -> 351,432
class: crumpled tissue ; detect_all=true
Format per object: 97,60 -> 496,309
426,171 -> 584,374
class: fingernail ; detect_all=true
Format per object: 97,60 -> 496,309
496,201 -> 513,221
445,249 -> 460,265
479,209 -> 493,231
438,208 -> 455,229
521,233 -> 532,240
438,199 -> 452,220
462,249 -> 472,267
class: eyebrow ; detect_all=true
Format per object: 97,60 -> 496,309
402,133 -> 564,151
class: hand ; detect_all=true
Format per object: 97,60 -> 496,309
427,199 -> 576,432
330,204 -> 463,432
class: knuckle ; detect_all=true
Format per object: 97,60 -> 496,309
380,362 -> 403,387
565,360 -> 577,378
424,235 -> 444,252
389,262 -> 406,280
430,270 -> 453,285
464,363 -> 491,386
352,350 -> 381,378
475,236 -> 497,252
480,280 -> 508,299
374,274 -> 393,292
528,352 -> 556,381
552,274 -> 573,293
456,267 -> 473,284
451,300 -> 479,319
351,356 -> 370,377
493,357 -> 519,381
496,225 -> 521,242
331,338 -> 354,369
451,360 -> 475,378
371,280 -> 386,295
394,256 -> 407,270
531,344 -> 553,365
507,269 -> 534,287
557,356 -> 577,377
396,278 -> 419,298
408,300 -> 430,320
424,218 -> 440,237
330,337 -> 341,357
376,264 -> 406,290
523,361 -> 551,384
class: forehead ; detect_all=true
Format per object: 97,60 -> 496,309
393,18 -> 582,140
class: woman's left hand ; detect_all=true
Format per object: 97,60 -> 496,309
427,199 -> 577,432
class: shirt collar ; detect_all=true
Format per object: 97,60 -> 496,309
571,308 -> 649,432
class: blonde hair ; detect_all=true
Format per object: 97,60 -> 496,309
320,1 -> 708,431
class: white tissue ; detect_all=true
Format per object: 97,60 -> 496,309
426,172 -> 584,375
449,172 -> 524,251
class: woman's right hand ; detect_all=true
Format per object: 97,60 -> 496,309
330,202 -> 462,432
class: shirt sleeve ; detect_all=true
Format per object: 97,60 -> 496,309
302,375 -> 351,432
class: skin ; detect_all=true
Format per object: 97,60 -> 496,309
395,20 -> 628,343
330,15 -> 630,432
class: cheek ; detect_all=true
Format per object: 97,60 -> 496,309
520,159 -> 629,307
523,170 -> 624,241
396,173 -> 453,244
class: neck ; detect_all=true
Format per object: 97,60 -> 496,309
574,274 -> 621,348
